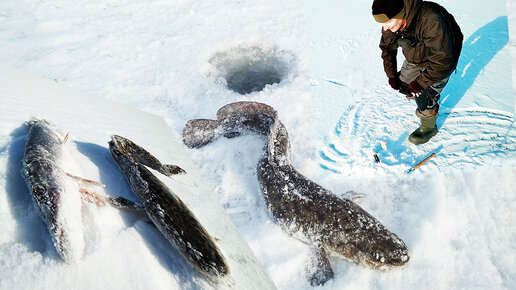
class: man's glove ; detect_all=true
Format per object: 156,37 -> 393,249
388,76 -> 401,90
389,75 -> 412,98
409,80 -> 424,97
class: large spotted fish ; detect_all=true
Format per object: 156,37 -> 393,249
183,101 -> 409,286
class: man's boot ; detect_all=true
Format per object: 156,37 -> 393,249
409,107 -> 438,144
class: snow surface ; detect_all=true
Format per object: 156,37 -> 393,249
0,0 -> 515,289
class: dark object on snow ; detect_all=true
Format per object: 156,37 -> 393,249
183,101 -> 409,286
374,154 -> 381,163
108,135 -> 229,277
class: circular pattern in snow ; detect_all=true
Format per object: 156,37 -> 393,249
318,98 -> 516,175
208,44 -> 295,95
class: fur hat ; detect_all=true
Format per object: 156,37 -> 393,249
372,0 -> 405,23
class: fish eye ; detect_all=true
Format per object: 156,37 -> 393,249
374,251 -> 385,262
33,185 -> 46,195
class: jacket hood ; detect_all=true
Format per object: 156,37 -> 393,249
403,0 -> 422,28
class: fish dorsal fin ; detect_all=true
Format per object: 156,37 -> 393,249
61,132 -> 70,145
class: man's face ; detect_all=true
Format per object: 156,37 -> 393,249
382,18 -> 405,32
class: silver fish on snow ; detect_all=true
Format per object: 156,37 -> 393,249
22,119 -> 136,263
22,119 -> 86,263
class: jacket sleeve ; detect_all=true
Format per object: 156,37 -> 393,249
415,13 -> 456,88
379,29 -> 399,79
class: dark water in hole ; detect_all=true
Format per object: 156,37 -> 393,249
227,68 -> 282,95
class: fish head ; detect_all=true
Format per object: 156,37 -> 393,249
109,135 -> 163,168
24,159 -> 62,208
354,230 -> 410,269
328,200 -> 410,269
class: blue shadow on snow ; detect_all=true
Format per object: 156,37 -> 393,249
3,125 -> 53,257
438,16 -> 509,128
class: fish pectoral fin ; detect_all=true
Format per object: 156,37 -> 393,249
80,188 -> 144,211
306,243 -> 335,287
65,172 -> 105,187
345,190 -> 366,202
162,164 -> 186,175
106,196 -> 145,211
79,187 -> 109,206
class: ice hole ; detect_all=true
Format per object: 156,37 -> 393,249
209,45 -> 294,95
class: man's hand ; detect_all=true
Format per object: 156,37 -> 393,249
388,76 -> 401,90
409,80 -> 424,97
389,75 -> 412,98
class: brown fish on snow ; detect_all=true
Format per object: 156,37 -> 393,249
183,101 -> 409,286
108,135 -> 229,278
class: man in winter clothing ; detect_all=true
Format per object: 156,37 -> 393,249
372,0 -> 463,144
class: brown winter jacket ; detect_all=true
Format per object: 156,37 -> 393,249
379,0 -> 463,88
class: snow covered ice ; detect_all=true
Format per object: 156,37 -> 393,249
1,0 -> 516,289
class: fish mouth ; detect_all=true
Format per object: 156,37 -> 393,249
364,249 -> 410,269
110,135 -> 125,148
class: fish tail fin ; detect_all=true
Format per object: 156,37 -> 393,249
183,119 -> 220,148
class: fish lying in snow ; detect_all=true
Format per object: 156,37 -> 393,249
108,135 -> 229,278
22,119 -> 136,263
183,101 -> 409,286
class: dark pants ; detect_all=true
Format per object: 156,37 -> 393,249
399,60 -> 449,112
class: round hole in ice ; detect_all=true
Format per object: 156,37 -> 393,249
208,44 -> 294,95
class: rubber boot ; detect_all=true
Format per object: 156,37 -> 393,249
409,108 -> 438,144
